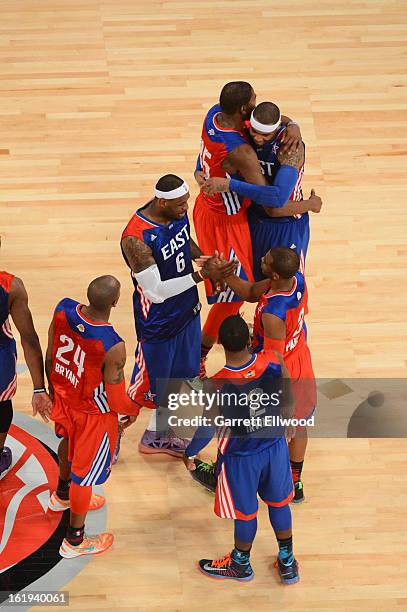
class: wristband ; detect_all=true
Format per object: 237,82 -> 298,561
187,455 -> 197,460
33,388 -> 46,394
287,121 -> 299,127
194,269 -> 204,282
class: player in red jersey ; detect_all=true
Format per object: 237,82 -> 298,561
0,239 -> 51,475
45,275 -> 140,558
194,82 -> 302,377
223,247 -> 316,503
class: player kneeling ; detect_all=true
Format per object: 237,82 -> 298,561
45,276 -> 140,558
183,316 -> 299,584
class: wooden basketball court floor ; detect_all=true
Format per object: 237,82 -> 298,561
1,0 -> 407,609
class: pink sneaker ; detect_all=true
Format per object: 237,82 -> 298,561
138,429 -> 188,457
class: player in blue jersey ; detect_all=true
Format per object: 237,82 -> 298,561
183,315 -> 299,584
121,174 -> 236,457
201,102 -> 323,279
0,240 -> 51,475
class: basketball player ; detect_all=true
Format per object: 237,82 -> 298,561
223,248 -> 316,503
45,275 -> 140,558
201,102 -> 323,279
0,251 -> 51,475
183,316 -> 299,584
194,82 -> 302,376
121,174 -> 236,456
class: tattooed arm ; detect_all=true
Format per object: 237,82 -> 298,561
104,342 -> 140,416
121,235 -> 236,303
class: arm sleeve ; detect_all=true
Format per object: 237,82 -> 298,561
195,155 -> 203,172
185,425 -> 216,456
105,380 -> 141,416
134,264 -> 196,304
229,165 -> 299,208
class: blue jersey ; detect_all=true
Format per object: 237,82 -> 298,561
212,352 -> 283,456
247,123 -> 304,222
0,271 -> 14,348
122,205 -> 200,343
0,271 -> 17,401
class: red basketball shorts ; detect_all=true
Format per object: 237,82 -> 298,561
285,343 -> 316,420
193,193 -> 254,304
51,396 -> 118,486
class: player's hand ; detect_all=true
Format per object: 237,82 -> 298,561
194,171 -> 207,188
183,454 -> 197,471
308,189 -> 323,213
280,123 -> 302,153
32,392 -> 52,423
120,415 -> 137,432
201,177 -> 231,196
201,255 -> 237,281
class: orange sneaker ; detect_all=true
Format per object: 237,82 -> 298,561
48,491 -> 105,512
59,532 -> 114,559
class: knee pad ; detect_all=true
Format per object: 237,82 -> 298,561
0,400 -> 13,434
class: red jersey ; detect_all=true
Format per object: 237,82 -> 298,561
50,298 -> 123,414
199,104 -> 251,215
252,272 -> 308,358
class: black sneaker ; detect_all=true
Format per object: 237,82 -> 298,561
292,480 -> 304,504
275,556 -> 300,585
199,552 -> 254,582
191,459 -> 217,493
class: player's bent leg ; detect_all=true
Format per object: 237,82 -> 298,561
0,399 -> 13,475
48,436 -> 106,513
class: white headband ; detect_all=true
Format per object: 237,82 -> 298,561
250,110 -> 281,134
155,181 -> 189,200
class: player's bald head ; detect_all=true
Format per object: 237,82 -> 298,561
87,275 -> 121,310
219,81 -> 255,116
262,247 -> 300,280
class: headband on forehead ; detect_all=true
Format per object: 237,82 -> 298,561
154,181 -> 189,200
250,110 -> 281,135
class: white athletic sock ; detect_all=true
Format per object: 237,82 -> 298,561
146,410 -> 157,432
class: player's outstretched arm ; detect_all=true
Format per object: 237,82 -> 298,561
202,143 -> 305,209
104,342 -> 140,417
9,277 -> 52,420
262,313 -> 286,357
44,321 -> 55,403
227,143 -> 268,185
223,274 -> 271,303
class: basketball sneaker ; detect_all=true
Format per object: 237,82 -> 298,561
274,556 -> 300,585
59,532 -> 113,559
199,552 -> 254,581
0,447 -> 12,476
191,459 -> 217,493
48,492 -> 105,512
292,481 -> 305,504
138,429 -> 188,457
